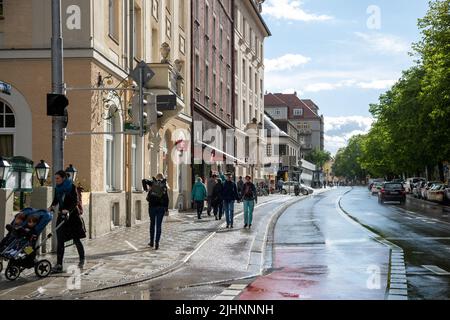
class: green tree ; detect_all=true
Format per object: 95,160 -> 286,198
332,135 -> 366,181
305,148 -> 332,169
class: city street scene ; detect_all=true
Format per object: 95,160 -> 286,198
0,0 -> 449,304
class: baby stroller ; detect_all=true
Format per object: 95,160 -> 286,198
0,208 -> 59,281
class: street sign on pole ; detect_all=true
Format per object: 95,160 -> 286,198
130,61 -> 155,87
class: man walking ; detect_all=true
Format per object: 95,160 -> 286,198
242,176 -> 257,229
222,173 -> 239,228
206,174 -> 217,216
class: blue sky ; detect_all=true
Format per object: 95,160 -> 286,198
262,0 -> 430,154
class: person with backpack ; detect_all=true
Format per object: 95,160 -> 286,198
242,175 -> 258,229
212,178 -> 224,220
144,173 -> 169,250
192,177 -> 207,220
222,173 -> 239,228
49,171 -> 86,273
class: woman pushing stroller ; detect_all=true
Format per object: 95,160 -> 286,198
49,170 -> 86,273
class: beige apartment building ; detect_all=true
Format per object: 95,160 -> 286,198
0,0 -> 192,238
233,0 -> 270,179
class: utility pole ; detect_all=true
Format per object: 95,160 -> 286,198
51,0 -> 65,183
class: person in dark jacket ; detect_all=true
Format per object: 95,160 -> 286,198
222,173 -> 239,228
241,175 -> 258,229
237,176 -> 244,199
49,171 -> 86,273
145,173 -> 169,250
212,178 -> 224,220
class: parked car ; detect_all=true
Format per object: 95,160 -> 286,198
281,181 -> 313,195
427,184 -> 449,203
371,182 -> 384,195
421,181 -> 441,200
404,177 -> 426,194
378,182 -> 406,205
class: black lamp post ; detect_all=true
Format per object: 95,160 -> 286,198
65,164 -> 78,181
35,160 -> 50,187
0,157 -> 12,188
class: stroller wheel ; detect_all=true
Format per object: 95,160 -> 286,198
35,260 -> 52,278
5,265 -> 21,281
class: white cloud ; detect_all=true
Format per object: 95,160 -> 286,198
324,116 -> 374,155
304,82 -> 339,92
263,0 -> 333,22
357,80 -> 396,90
300,79 -> 395,93
354,32 -> 410,55
265,54 -> 311,72
324,116 -> 374,132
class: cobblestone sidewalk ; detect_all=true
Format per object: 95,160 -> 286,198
0,195 -> 285,299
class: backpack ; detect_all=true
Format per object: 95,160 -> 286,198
76,186 -> 84,215
147,179 -> 168,206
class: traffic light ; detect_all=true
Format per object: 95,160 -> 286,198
47,93 -> 69,116
143,94 -> 163,128
130,94 -> 148,127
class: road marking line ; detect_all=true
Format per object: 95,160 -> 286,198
421,265 -> 450,275
125,241 -> 139,251
389,289 -> 408,296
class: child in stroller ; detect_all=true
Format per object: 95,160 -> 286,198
0,208 -> 54,281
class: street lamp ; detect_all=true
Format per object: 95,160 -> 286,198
0,157 -> 12,188
35,160 -> 50,187
65,164 -> 78,181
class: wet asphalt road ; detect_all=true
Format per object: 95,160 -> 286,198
58,187 -> 450,300
68,197 -> 294,300
340,187 -> 450,300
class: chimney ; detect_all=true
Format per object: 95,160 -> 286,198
294,91 -> 297,96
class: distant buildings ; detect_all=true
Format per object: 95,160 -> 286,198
264,92 -> 325,159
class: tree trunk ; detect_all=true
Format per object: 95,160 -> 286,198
438,161 -> 444,182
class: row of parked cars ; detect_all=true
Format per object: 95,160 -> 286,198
408,179 -> 450,204
370,177 -> 450,205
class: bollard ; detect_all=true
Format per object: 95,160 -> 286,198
30,187 -> 54,254
0,189 -> 14,240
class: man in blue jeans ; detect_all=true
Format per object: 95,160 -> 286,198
222,173 -> 239,228
143,173 -> 169,250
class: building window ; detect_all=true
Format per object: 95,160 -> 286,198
108,0 -> 120,42
0,101 -> 15,157
195,54 -> 200,89
166,16 -> 172,39
242,59 -> 246,83
205,4 -> 209,35
213,73 -> 216,103
134,6 -> 143,59
105,116 -> 116,191
205,64 -> 210,98
293,109 -> 303,116
131,135 -> 137,191
266,144 -> 272,157
195,0 -> 199,21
